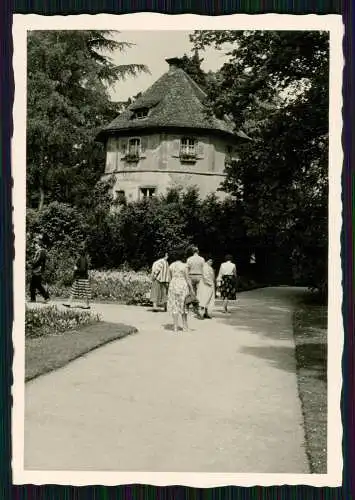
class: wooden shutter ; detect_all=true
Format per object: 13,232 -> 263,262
140,136 -> 149,156
171,138 -> 181,157
114,138 -> 120,170
149,134 -> 160,150
197,141 -> 204,158
119,138 -> 128,157
105,152 -> 115,173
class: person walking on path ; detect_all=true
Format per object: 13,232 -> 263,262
167,248 -> 194,333
150,252 -> 170,312
186,245 -> 205,315
29,235 -> 50,303
64,244 -> 91,309
186,246 -> 205,295
217,254 -> 238,313
196,256 -> 215,319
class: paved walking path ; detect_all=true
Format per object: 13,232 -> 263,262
25,287 -> 309,473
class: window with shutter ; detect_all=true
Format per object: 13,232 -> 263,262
179,137 -> 197,163
125,137 -> 141,163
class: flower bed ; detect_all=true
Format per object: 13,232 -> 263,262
25,305 -> 101,338
48,269 -> 152,305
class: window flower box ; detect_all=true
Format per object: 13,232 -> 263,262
124,152 -> 141,162
179,152 -> 197,163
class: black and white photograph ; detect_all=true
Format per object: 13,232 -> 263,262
12,14 -> 343,486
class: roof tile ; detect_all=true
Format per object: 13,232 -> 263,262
97,67 -> 236,140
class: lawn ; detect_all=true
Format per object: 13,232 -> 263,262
293,298 -> 327,473
26,317 -> 137,382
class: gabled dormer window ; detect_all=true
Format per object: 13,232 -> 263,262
132,107 -> 149,120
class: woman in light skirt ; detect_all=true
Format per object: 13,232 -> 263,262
216,254 -> 237,313
64,243 -> 91,309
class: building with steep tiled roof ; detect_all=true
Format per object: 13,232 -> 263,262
96,58 -> 248,202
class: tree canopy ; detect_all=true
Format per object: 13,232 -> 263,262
27,30 -> 148,209
173,49 -> 207,89
191,30 -> 329,291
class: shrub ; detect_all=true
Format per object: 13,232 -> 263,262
96,195 -> 191,270
27,202 -> 87,248
46,269 -> 152,305
86,187 -> 250,271
26,202 -> 88,287
44,246 -> 77,287
291,246 -> 328,301
90,269 -> 151,304
25,305 -> 101,338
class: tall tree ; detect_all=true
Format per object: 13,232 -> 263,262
191,30 -> 329,290
27,30 -> 148,209
173,49 -> 207,89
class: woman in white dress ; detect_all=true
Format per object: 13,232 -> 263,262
167,248 -> 194,333
197,256 -> 215,319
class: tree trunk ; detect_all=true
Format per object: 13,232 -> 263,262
38,186 -> 45,210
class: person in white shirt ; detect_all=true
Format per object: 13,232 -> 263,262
150,252 -> 170,311
216,254 -> 237,313
186,246 -> 205,314
186,246 -> 205,293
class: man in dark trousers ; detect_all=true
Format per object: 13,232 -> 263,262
29,235 -> 50,303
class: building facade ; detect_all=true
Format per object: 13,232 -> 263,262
97,58 -> 247,202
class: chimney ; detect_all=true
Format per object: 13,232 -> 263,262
165,57 -> 181,71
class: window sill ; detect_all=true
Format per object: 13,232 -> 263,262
122,155 -> 146,163
124,158 -> 140,163
179,154 -> 197,164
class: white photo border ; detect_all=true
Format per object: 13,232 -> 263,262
12,12 -> 344,487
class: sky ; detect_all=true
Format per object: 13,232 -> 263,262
108,31 -> 229,102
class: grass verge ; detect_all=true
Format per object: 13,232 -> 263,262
26,321 -> 137,382
293,300 -> 327,473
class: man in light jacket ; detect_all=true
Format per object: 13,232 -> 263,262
150,252 -> 170,311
